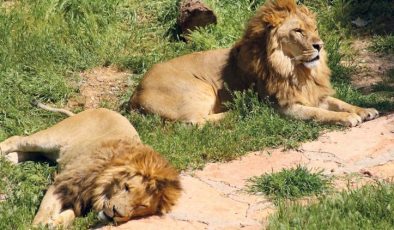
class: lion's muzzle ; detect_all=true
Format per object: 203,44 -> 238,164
98,205 -> 131,224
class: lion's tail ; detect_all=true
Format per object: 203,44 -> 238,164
31,99 -> 75,117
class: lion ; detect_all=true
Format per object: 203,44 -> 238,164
0,104 -> 181,228
129,0 -> 378,126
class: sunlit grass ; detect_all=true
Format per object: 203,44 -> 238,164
248,165 -> 330,201
268,183 -> 394,229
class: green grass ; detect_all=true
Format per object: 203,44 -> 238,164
0,158 -> 100,229
370,34 -> 394,54
268,183 -> 394,229
247,165 -> 330,201
0,158 -> 55,229
0,0 -> 393,229
372,68 -> 394,95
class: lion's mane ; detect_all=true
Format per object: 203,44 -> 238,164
227,0 -> 334,107
53,139 -> 181,216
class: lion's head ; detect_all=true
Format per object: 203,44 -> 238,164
93,145 -> 181,223
231,0 -> 332,106
54,140 -> 181,224
267,1 -> 323,69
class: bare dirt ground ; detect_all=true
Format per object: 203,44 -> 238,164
66,66 -> 132,111
346,38 -> 394,92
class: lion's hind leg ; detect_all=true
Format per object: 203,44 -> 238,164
33,185 -> 76,228
0,136 -> 40,164
0,134 -> 61,163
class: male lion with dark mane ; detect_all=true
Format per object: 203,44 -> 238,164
130,0 -> 378,126
0,104 -> 181,228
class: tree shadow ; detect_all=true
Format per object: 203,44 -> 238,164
339,0 -> 393,35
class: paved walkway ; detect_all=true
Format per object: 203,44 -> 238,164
101,114 -> 394,230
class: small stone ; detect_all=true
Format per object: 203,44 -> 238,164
351,17 -> 369,27
360,169 -> 373,177
178,0 -> 217,37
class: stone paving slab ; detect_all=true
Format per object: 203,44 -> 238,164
100,114 -> 394,230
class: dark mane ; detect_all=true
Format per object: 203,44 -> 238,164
53,140 -> 181,216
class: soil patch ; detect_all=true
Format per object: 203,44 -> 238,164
347,38 -> 394,92
66,66 -> 132,111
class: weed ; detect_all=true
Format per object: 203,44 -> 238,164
247,165 -> 330,201
370,35 -> 394,54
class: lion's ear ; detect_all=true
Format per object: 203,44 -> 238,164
146,179 -> 160,194
298,5 -> 316,20
156,179 -> 182,213
144,178 -> 181,213
271,0 -> 297,11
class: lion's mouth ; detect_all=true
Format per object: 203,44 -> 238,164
303,55 -> 320,68
98,208 -> 130,224
98,211 -> 130,224
306,55 -> 320,63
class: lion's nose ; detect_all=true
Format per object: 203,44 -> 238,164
103,206 -> 114,219
313,43 -> 323,52
103,205 -> 122,219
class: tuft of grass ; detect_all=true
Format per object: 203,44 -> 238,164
268,183 -> 394,229
247,165 -> 330,201
370,34 -> 394,54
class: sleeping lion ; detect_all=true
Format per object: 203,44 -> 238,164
130,0 -> 378,126
0,104 -> 181,227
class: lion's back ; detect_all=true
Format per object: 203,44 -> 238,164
55,109 -> 141,168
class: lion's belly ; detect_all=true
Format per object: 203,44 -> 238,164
130,49 -> 231,122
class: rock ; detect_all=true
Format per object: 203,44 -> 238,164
351,17 -> 369,27
177,0 -> 217,36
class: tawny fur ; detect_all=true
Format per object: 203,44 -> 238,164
0,108 -> 181,227
130,0 -> 378,126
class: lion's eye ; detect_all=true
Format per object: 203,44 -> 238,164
294,28 -> 303,35
124,184 -> 130,192
135,205 -> 148,211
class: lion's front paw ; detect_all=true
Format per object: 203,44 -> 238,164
0,143 -> 6,157
356,108 -> 379,121
340,113 -> 362,127
4,152 -> 19,164
0,136 -> 21,156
